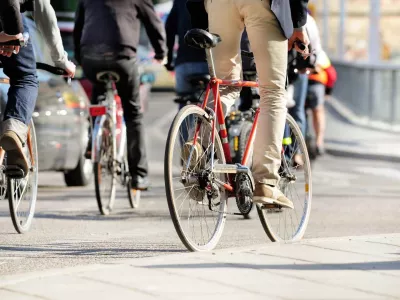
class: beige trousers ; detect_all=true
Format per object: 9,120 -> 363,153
205,0 -> 288,185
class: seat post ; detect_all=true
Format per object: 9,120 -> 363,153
206,48 -> 217,79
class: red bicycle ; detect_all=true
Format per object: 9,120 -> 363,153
164,29 -> 312,251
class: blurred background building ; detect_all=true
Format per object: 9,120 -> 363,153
310,0 -> 399,62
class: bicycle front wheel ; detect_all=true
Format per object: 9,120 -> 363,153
165,105 -> 227,252
257,114 -> 312,242
94,116 -> 116,215
8,120 -> 38,233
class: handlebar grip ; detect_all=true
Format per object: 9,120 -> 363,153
0,40 -> 23,46
0,33 -> 29,47
36,63 -> 68,76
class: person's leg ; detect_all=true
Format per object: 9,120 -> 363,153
0,16 -> 38,176
175,62 -> 209,146
115,58 -> 149,189
205,0 -> 243,115
80,57 -> 107,158
308,83 -> 326,154
288,73 -> 308,136
239,0 -> 292,208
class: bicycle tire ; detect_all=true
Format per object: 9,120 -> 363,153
235,120 -> 253,218
257,114 -> 312,242
8,120 -> 38,233
165,105 -> 227,252
94,115 -> 116,215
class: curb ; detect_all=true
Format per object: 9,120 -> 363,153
326,97 -> 400,134
325,99 -> 400,162
325,145 -> 400,162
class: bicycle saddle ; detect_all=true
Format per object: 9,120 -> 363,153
96,71 -> 120,83
186,73 -> 211,86
184,29 -> 222,49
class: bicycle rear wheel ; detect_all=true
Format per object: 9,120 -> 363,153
94,116 -> 116,215
8,121 -> 38,233
123,155 -> 141,209
165,105 -> 227,252
257,114 -> 312,242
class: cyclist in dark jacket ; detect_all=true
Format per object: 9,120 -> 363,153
74,0 -> 167,190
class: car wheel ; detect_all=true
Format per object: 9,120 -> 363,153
64,117 -> 93,187
64,155 -> 92,187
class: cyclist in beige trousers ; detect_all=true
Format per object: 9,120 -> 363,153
187,0 -> 310,209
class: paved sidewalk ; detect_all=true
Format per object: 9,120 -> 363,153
1,233 -> 400,300
325,99 -> 400,162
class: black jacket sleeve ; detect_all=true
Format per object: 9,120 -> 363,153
186,0 -> 208,30
165,0 -> 178,65
73,1 -> 85,64
138,0 -> 167,60
0,0 -> 23,35
290,0 -> 309,28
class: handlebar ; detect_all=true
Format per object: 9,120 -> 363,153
36,63 -> 69,76
0,33 -> 30,47
0,62 -> 69,76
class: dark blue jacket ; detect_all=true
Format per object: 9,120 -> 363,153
165,0 -> 206,67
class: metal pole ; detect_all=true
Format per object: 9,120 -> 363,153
322,0 -> 329,51
369,0 -> 381,62
338,0 -> 346,59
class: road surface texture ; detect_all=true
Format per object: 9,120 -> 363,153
1,92 -> 399,280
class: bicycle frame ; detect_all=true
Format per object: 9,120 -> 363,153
191,48 -> 261,192
90,77 -> 126,164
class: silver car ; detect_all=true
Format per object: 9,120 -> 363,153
0,18 -> 92,186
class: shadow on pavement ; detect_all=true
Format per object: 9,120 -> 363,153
32,210 -> 171,221
145,260 -> 400,271
0,244 -> 185,256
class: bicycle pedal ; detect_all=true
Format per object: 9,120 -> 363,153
5,166 -> 25,179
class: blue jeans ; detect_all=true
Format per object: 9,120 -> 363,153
0,16 -> 38,125
175,62 -> 209,144
288,74 -> 308,136
175,62 -> 209,96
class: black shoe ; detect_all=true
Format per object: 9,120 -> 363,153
316,146 -> 325,156
131,176 -> 150,191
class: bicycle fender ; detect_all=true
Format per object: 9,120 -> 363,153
91,114 -> 108,163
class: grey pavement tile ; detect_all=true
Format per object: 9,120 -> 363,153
77,265 -> 243,297
3,274 -> 155,300
0,289 -> 41,300
138,256 -> 383,300
249,243 -> 396,266
202,251 -> 400,298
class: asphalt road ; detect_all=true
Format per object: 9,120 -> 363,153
1,92 -> 400,277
